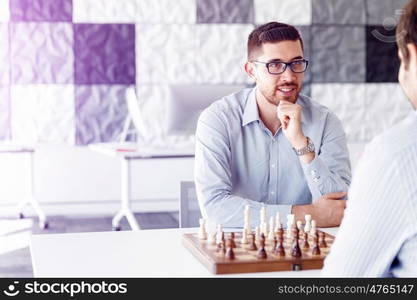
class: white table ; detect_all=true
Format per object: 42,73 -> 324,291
89,143 -> 194,231
30,227 -> 338,277
0,143 -> 47,229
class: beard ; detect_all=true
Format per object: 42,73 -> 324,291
259,83 -> 301,106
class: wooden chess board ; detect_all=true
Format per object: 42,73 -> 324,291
182,230 -> 334,274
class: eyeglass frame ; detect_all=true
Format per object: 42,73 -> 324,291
251,59 -> 309,75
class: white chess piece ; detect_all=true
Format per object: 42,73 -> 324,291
216,224 -> 223,244
304,214 -> 312,233
255,226 -> 261,242
241,230 -> 248,244
267,217 -> 275,241
244,205 -> 252,235
275,212 -> 280,229
207,231 -> 216,245
198,218 -> 207,240
260,205 -> 267,224
296,220 -> 303,231
286,214 -> 295,238
261,221 -> 268,236
310,220 -> 317,235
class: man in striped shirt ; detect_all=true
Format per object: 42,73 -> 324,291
322,0 -> 417,277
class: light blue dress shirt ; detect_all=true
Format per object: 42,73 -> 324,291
194,87 -> 351,227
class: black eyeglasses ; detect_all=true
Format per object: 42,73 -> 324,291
252,59 -> 309,75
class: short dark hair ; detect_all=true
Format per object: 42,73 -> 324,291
247,22 -> 304,60
396,0 -> 417,66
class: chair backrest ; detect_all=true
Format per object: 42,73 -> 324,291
179,181 -> 202,228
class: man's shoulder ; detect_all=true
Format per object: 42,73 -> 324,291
366,111 -> 417,159
199,87 -> 252,121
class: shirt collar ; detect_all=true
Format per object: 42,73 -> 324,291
242,88 -> 308,126
242,88 -> 260,126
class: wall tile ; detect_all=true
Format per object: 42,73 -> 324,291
311,83 -> 370,142
136,24 -> 197,84
297,25 -> 312,84
312,0 -> 366,25
197,0 -> 253,24
0,0 -> 10,22
74,24 -> 135,84
10,22 -> 74,84
366,0 -> 408,25
11,85 -> 75,144
136,0 -> 196,24
10,0 -> 72,22
75,85 -> 131,145
0,24 -> 9,85
0,86 -> 10,139
254,0 -> 312,25
366,83 -> 413,137
73,0 -> 138,23
366,25 -> 400,82
311,26 -> 365,83
196,24 -> 254,84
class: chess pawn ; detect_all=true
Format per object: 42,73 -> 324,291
296,220 -> 304,235
225,239 -> 235,260
217,239 -> 226,254
286,214 -> 295,239
216,224 -> 223,244
275,212 -> 280,229
198,218 -> 207,240
249,233 -> 257,250
310,220 -> 317,235
244,205 -> 251,234
319,232 -> 327,248
260,205 -> 267,224
261,221 -> 268,236
274,221 -> 282,233
304,214 -> 312,233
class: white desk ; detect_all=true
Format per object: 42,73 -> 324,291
30,227 -> 338,277
89,143 -> 194,231
0,143 -> 47,229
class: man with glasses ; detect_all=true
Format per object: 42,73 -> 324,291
194,22 -> 351,227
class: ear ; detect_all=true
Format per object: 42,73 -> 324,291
244,61 -> 257,82
406,43 -> 417,74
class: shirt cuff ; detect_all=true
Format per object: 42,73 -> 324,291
300,155 -> 328,187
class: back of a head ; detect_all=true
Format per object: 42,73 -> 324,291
396,0 -> 417,65
247,22 -> 304,61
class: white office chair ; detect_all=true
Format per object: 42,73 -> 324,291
179,181 -> 202,228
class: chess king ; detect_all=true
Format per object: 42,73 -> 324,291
194,22 -> 351,228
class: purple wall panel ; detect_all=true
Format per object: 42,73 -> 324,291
74,24 -> 136,85
75,85 -> 130,145
10,0 -> 72,22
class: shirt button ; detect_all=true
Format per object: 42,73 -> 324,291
271,191 -> 275,195
271,164 -> 275,168
311,169 -> 318,176
313,176 -> 321,183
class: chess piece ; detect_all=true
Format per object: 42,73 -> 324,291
311,232 -> 321,255
217,239 -> 226,254
198,218 -> 207,240
291,226 -> 302,257
267,217 -> 275,240
249,233 -> 257,250
304,214 -> 312,233
302,232 -> 310,249
225,239 -> 235,259
216,224 -> 223,244
255,226 -> 261,242
244,205 -> 251,235
241,230 -> 248,244
310,220 -> 317,235
257,235 -> 267,259
230,233 -> 236,248
296,220 -> 304,235
274,234 -> 286,257
207,231 -> 216,245
272,236 -> 277,252
286,214 -> 295,238
261,221 -> 268,236
319,231 -> 327,248
260,205 -> 267,224
275,212 -> 281,229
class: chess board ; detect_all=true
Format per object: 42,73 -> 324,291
182,230 -> 334,274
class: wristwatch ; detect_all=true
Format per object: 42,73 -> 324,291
292,136 -> 315,156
